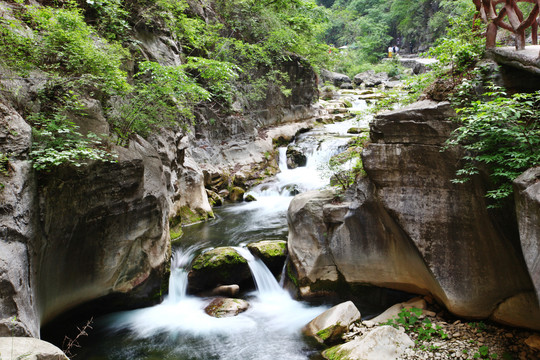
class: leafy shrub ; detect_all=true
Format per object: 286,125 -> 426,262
326,135 -> 368,190
109,59 -> 240,144
25,5 -> 130,93
384,307 -> 448,346
29,112 -> 117,171
446,87 -> 540,205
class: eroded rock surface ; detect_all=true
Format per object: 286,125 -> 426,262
287,100 -> 540,329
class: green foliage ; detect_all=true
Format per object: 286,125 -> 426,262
384,307 -> 448,345
0,153 -> 9,177
427,7 -> 484,86
28,89 -> 117,171
110,59 -> 240,143
29,113 -> 117,171
474,345 -> 498,359
25,5 -> 130,93
446,87 -> 540,205
83,0 -> 130,40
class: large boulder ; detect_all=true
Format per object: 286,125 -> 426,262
287,100 -> 540,330
321,69 -> 352,88
303,301 -> 361,345
286,146 -> 308,169
514,167 -> 540,303
322,326 -> 414,360
187,247 -> 251,294
353,71 -> 388,87
0,337 -> 68,360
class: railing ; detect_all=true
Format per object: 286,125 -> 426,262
474,0 -> 540,49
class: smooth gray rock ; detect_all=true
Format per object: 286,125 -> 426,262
321,69 -> 352,88
513,167 -> 540,310
322,326 -> 414,360
303,301 -> 361,345
353,71 -> 388,87
36,136 -> 170,325
0,337 -> 68,360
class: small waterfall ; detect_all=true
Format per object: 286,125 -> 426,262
167,245 -> 201,303
234,247 -> 284,296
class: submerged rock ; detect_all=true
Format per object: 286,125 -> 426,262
322,325 -> 413,360
245,194 -> 257,202
247,240 -> 287,275
204,297 -> 250,318
303,301 -> 361,345
187,247 -> 251,294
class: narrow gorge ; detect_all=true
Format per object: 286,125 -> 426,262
0,0 -> 539,359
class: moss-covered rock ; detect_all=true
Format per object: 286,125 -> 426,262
187,247 -> 252,294
247,240 -> 287,276
229,186 -> 245,202
245,194 -> 257,202
206,189 -> 223,207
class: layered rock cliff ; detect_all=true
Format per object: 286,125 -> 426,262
287,100 -> 540,330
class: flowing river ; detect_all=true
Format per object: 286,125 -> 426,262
75,97 -> 370,360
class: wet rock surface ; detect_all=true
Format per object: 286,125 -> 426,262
204,297 -> 250,318
187,247 -> 251,294
247,240 -> 287,276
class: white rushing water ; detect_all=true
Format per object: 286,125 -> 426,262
81,95 -> 373,359
103,245 -> 327,360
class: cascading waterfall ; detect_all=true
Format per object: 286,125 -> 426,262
78,94 -> 371,359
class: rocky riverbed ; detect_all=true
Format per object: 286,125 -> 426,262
331,297 -> 540,360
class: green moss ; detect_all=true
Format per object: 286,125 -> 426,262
322,345 -> 352,360
316,325 -> 336,341
170,206 -> 213,229
169,226 -> 183,241
191,247 -> 247,271
248,240 -> 286,258
287,263 -> 299,288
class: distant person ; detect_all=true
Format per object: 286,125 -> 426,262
409,42 -> 413,54
393,46 -> 399,55
388,46 -> 393,58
